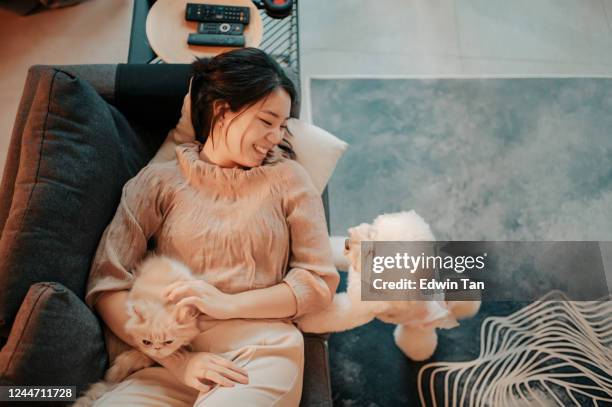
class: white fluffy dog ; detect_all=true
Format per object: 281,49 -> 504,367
296,210 -> 480,361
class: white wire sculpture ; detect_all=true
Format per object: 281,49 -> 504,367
418,291 -> 612,406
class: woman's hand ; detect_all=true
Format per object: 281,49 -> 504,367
163,280 -> 239,320
162,350 -> 249,393
163,279 -> 302,320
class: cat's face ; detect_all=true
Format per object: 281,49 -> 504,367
125,300 -> 200,358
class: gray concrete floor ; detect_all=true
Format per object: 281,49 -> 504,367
299,0 -> 612,120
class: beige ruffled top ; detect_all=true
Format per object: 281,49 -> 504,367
85,143 -> 339,320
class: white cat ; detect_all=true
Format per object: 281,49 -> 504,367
74,255 -> 202,407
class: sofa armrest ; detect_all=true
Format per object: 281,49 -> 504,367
301,333 -> 333,407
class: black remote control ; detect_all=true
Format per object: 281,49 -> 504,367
187,33 -> 245,47
198,22 -> 244,35
185,3 -> 250,24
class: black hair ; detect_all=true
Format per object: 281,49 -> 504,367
190,47 -> 298,161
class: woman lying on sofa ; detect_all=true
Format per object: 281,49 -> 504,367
85,47 -> 340,406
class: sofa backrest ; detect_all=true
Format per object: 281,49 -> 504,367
0,66 -> 160,338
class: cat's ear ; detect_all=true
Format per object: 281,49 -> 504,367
174,303 -> 199,325
127,302 -> 146,323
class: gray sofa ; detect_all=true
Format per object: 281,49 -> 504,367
0,63 -> 333,406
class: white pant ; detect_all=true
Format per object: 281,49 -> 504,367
93,319 -> 304,407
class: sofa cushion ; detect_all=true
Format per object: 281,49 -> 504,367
0,282 -> 106,394
0,67 -> 156,338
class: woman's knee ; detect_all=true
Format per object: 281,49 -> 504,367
266,323 -> 304,349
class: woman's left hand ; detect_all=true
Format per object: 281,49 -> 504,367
163,280 -> 239,320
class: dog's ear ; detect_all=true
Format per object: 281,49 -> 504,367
348,223 -> 374,242
344,223 -> 377,271
345,222 -> 375,257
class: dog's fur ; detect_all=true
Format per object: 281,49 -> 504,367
296,210 -> 480,360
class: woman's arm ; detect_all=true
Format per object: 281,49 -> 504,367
165,280 -> 297,320
279,162 -> 340,318
85,165 -> 171,309
232,282 -> 297,318
96,286 -> 294,347
95,290 -> 137,348
246,162 -> 340,319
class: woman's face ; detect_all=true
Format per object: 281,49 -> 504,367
202,87 -> 291,168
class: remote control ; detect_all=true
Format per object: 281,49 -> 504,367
198,22 -> 244,35
185,3 -> 250,24
187,33 -> 245,47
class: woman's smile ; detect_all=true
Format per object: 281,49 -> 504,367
253,144 -> 269,156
